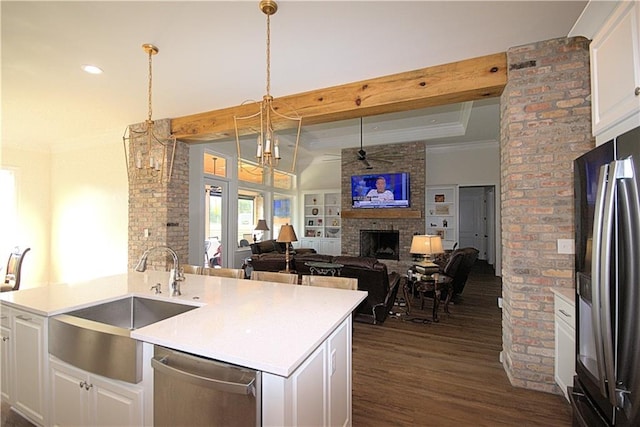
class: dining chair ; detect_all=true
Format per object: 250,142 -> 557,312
182,265 -> 202,275
301,275 -> 358,290
250,271 -> 298,284
201,267 -> 245,279
2,247 -> 31,292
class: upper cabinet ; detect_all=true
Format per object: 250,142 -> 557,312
591,0 -> 640,143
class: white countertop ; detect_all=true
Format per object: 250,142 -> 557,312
551,287 -> 575,305
0,271 -> 367,377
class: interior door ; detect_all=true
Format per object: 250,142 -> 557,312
459,187 -> 487,259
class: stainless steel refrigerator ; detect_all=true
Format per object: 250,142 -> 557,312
571,125 -> 640,426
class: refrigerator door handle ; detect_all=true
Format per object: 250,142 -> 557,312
591,163 -> 609,398
600,159 -> 629,408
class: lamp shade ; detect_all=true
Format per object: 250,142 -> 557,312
277,224 -> 298,243
410,235 -> 444,256
254,219 -> 270,231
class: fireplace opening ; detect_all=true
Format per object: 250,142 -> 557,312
360,230 -> 400,260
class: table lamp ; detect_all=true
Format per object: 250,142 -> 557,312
410,235 -> 444,267
277,223 -> 298,273
254,219 -> 270,243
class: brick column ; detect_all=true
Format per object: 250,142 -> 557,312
127,118 -> 189,270
500,37 -> 594,393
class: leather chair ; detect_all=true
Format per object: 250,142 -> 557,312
2,247 -> 30,292
439,247 -> 479,296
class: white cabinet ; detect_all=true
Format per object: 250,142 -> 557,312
12,308 -> 48,427
426,185 -> 459,250
300,191 -> 342,255
262,316 -> 351,426
1,307 -> 12,403
50,357 -> 144,427
591,0 -> 640,142
553,290 -> 575,401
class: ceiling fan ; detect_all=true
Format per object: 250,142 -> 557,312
345,118 -> 398,169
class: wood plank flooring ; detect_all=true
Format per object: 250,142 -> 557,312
352,261 -> 573,426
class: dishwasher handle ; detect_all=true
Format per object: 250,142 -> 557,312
151,356 -> 256,396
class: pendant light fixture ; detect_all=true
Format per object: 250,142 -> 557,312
234,0 -> 302,173
123,44 -> 177,183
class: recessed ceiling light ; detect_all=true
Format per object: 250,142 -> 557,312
81,64 -> 103,74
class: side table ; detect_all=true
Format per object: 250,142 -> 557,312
403,273 -> 453,322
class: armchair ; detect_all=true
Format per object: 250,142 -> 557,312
439,247 -> 479,297
2,247 -> 31,292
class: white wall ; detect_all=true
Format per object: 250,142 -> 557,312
298,159 -> 341,191
50,144 -> 128,283
0,147 -> 51,288
426,141 -> 501,275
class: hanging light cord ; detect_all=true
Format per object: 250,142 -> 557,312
265,12 -> 271,97
147,48 -> 154,123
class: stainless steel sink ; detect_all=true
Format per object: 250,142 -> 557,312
49,296 -> 198,383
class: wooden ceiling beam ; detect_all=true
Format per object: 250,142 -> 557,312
171,52 -> 507,143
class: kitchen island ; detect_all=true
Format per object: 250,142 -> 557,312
0,271 -> 367,426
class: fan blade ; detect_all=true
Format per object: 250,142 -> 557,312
360,158 -> 372,169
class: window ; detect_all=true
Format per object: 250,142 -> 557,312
0,168 -> 17,251
238,160 -> 264,184
238,189 -> 265,246
272,194 -> 293,239
273,170 -> 295,190
203,153 -> 227,177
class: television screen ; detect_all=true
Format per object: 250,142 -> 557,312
351,172 -> 410,208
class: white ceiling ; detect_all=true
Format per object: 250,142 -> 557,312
1,1 -> 588,167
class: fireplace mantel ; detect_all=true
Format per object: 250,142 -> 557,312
341,209 -> 421,219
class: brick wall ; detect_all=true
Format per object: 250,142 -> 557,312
127,119 -> 190,271
500,37 -> 594,393
340,141 -> 426,273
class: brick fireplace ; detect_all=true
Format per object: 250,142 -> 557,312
340,141 -> 426,274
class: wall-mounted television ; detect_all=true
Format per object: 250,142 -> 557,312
351,172 -> 410,208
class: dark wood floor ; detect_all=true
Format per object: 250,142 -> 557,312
352,261 -> 573,426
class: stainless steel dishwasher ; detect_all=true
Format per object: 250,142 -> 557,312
152,345 -> 261,426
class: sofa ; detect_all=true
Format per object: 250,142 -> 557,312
248,240 -> 317,272
248,247 -> 400,324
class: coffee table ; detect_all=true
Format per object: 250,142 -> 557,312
305,262 -> 344,276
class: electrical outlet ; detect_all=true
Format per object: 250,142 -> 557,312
557,239 -> 575,254
497,297 -> 503,309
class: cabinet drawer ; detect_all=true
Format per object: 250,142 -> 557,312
555,295 -> 575,330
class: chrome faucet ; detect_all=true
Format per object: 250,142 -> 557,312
135,246 -> 184,296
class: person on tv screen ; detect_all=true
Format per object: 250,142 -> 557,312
366,176 -> 394,201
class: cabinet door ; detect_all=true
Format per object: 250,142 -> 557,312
50,359 -> 89,427
327,317 -> 350,427
90,374 -> 143,427
591,1 -> 640,136
12,310 -> 47,426
555,316 -> 575,401
290,343 -> 327,426
1,324 -> 12,403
